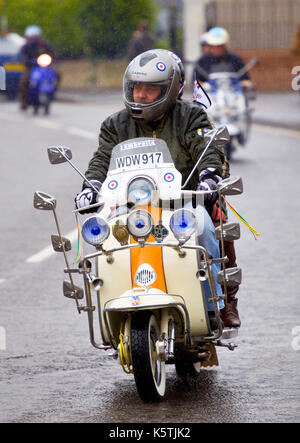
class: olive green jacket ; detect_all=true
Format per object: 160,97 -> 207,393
85,100 -> 225,190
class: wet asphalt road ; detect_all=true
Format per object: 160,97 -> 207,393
0,94 -> 299,423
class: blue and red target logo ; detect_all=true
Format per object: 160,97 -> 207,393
156,62 -> 166,72
108,180 -> 118,190
164,172 -> 175,183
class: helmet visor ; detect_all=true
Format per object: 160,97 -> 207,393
124,80 -> 170,107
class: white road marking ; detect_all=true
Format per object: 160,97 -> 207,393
66,127 -> 95,140
26,229 -> 78,264
34,119 -> 62,130
0,279 -> 5,285
0,112 -> 24,123
253,123 -> 300,138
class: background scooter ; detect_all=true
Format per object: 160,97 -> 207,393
28,53 -> 58,115
200,58 -> 258,160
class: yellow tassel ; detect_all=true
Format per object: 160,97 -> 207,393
225,198 -> 261,239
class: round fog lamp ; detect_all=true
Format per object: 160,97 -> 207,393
170,209 -> 196,241
127,209 -> 154,239
82,216 -> 110,246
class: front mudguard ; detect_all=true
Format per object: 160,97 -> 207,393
103,289 -> 189,349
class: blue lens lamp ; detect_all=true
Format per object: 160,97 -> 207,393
82,216 -> 110,247
127,209 -> 154,241
170,209 -> 196,242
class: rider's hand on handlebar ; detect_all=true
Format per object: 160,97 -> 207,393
74,180 -> 102,214
197,168 -> 222,205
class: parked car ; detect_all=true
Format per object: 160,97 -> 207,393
0,32 -> 25,100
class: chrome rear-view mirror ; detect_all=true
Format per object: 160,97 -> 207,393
217,267 -> 242,287
63,280 -> 84,300
208,125 -> 230,147
215,223 -> 240,241
48,146 -> 72,164
51,235 -> 72,252
218,176 -> 243,196
33,191 -> 56,210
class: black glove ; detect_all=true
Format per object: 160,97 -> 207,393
74,180 -> 102,214
197,168 -> 222,205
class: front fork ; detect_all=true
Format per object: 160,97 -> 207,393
120,309 -> 175,373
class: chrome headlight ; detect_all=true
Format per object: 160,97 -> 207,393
128,177 -> 155,205
82,216 -> 110,246
170,209 -> 196,242
127,209 -> 154,240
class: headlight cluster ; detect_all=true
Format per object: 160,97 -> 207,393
81,173 -> 197,247
81,209 -> 197,247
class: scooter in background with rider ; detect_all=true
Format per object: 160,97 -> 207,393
198,58 -> 257,160
28,52 -> 58,115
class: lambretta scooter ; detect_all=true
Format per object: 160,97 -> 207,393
33,126 -> 243,402
197,58 -> 258,160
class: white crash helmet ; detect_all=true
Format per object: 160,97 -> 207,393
206,27 -> 229,46
123,49 -> 184,123
200,32 -> 210,46
24,25 -> 42,39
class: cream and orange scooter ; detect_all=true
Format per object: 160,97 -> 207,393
34,126 -> 242,402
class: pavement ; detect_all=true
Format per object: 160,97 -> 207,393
250,91 -> 300,130
55,88 -> 300,131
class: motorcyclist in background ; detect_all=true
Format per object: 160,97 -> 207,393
193,26 -> 253,91
74,49 -> 241,328
19,25 -> 54,110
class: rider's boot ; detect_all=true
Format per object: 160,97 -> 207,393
221,287 -> 241,328
220,240 -> 241,328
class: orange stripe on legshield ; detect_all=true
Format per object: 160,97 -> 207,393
130,206 -> 167,292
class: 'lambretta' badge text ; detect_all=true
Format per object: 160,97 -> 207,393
120,139 -> 156,151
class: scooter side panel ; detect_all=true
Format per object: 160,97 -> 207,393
161,212 -> 210,337
96,222 -> 132,344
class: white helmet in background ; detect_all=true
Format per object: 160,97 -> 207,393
24,25 -> 42,39
200,32 -> 210,46
206,27 -> 229,46
123,49 -> 183,123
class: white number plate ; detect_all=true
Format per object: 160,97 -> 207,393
116,152 -> 163,169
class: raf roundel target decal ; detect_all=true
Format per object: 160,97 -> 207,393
164,172 -> 175,183
108,180 -> 118,190
156,62 -> 166,71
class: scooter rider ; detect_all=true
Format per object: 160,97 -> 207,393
75,49 -> 241,328
193,26 -> 253,90
19,25 -> 54,110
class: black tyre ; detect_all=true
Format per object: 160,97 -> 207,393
175,360 -> 201,378
131,311 -> 166,402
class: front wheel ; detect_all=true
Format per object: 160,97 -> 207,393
131,311 -> 166,402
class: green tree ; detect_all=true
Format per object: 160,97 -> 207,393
1,0 -> 84,57
79,0 -> 157,58
1,0 -> 157,58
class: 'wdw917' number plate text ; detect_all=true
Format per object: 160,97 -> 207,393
116,152 -> 163,169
